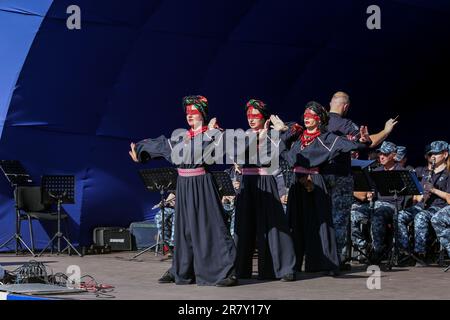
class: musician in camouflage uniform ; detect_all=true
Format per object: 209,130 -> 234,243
431,206 -> 450,260
368,142 -> 404,261
431,144 -> 450,258
154,193 -> 176,247
398,141 -> 450,265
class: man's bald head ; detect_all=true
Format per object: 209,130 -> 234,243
330,91 -> 351,116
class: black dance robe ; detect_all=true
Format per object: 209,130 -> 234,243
234,129 -> 296,279
135,131 -> 236,285
285,132 -> 366,272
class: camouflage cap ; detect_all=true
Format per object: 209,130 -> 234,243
426,140 -> 449,154
377,141 -> 397,154
394,146 -> 407,161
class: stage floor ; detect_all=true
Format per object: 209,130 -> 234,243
0,251 -> 449,300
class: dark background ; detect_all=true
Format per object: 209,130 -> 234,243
0,0 -> 449,247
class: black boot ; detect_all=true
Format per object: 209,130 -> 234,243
280,273 -> 296,282
215,275 -> 238,287
158,269 -> 175,283
339,262 -> 352,271
326,269 -> 340,277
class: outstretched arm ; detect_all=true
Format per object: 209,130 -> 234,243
270,115 -> 303,151
368,117 -> 398,148
130,135 -> 174,164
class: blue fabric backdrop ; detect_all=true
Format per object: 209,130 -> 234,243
0,0 -> 449,249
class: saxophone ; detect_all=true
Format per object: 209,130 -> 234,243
422,158 -> 436,205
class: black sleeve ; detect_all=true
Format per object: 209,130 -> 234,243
329,135 -> 364,156
277,123 -> 302,164
284,141 -> 302,167
414,167 -> 425,181
279,122 -> 303,144
135,135 -> 173,163
343,119 -> 360,138
304,134 -> 361,167
446,174 -> 450,193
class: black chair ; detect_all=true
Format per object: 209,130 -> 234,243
16,186 -> 69,253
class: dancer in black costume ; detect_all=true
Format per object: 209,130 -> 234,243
234,99 -> 297,281
283,102 -> 371,274
129,95 -> 237,287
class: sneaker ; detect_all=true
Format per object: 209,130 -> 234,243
280,273 -> 295,282
158,270 -> 175,283
326,269 -> 340,277
215,275 -> 238,287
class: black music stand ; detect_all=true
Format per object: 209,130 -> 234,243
211,171 -> 236,198
369,170 -> 423,269
344,160 -> 376,264
37,175 -> 82,257
351,160 -> 375,192
0,160 -> 35,255
132,168 -> 178,259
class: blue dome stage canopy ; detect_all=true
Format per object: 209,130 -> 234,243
0,0 -> 449,249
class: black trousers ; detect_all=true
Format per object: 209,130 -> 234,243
287,174 -> 340,272
171,173 -> 236,285
234,175 -> 296,279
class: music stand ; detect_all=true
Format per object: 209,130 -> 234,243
37,175 -> 82,257
351,160 -> 375,192
0,160 -> 35,255
369,170 -> 423,269
211,171 -> 236,198
132,168 -> 178,259
344,160 -> 376,264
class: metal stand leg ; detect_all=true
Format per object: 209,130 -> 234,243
132,232 -> 170,260
0,162 -> 37,256
61,236 -> 82,256
37,200 -> 82,257
28,216 -> 35,253
0,234 -> 35,256
131,190 -> 171,260
38,232 -> 82,257
0,209 -> 35,256
0,234 -> 16,251
385,194 -> 400,270
132,241 -> 160,259
39,233 -> 59,256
